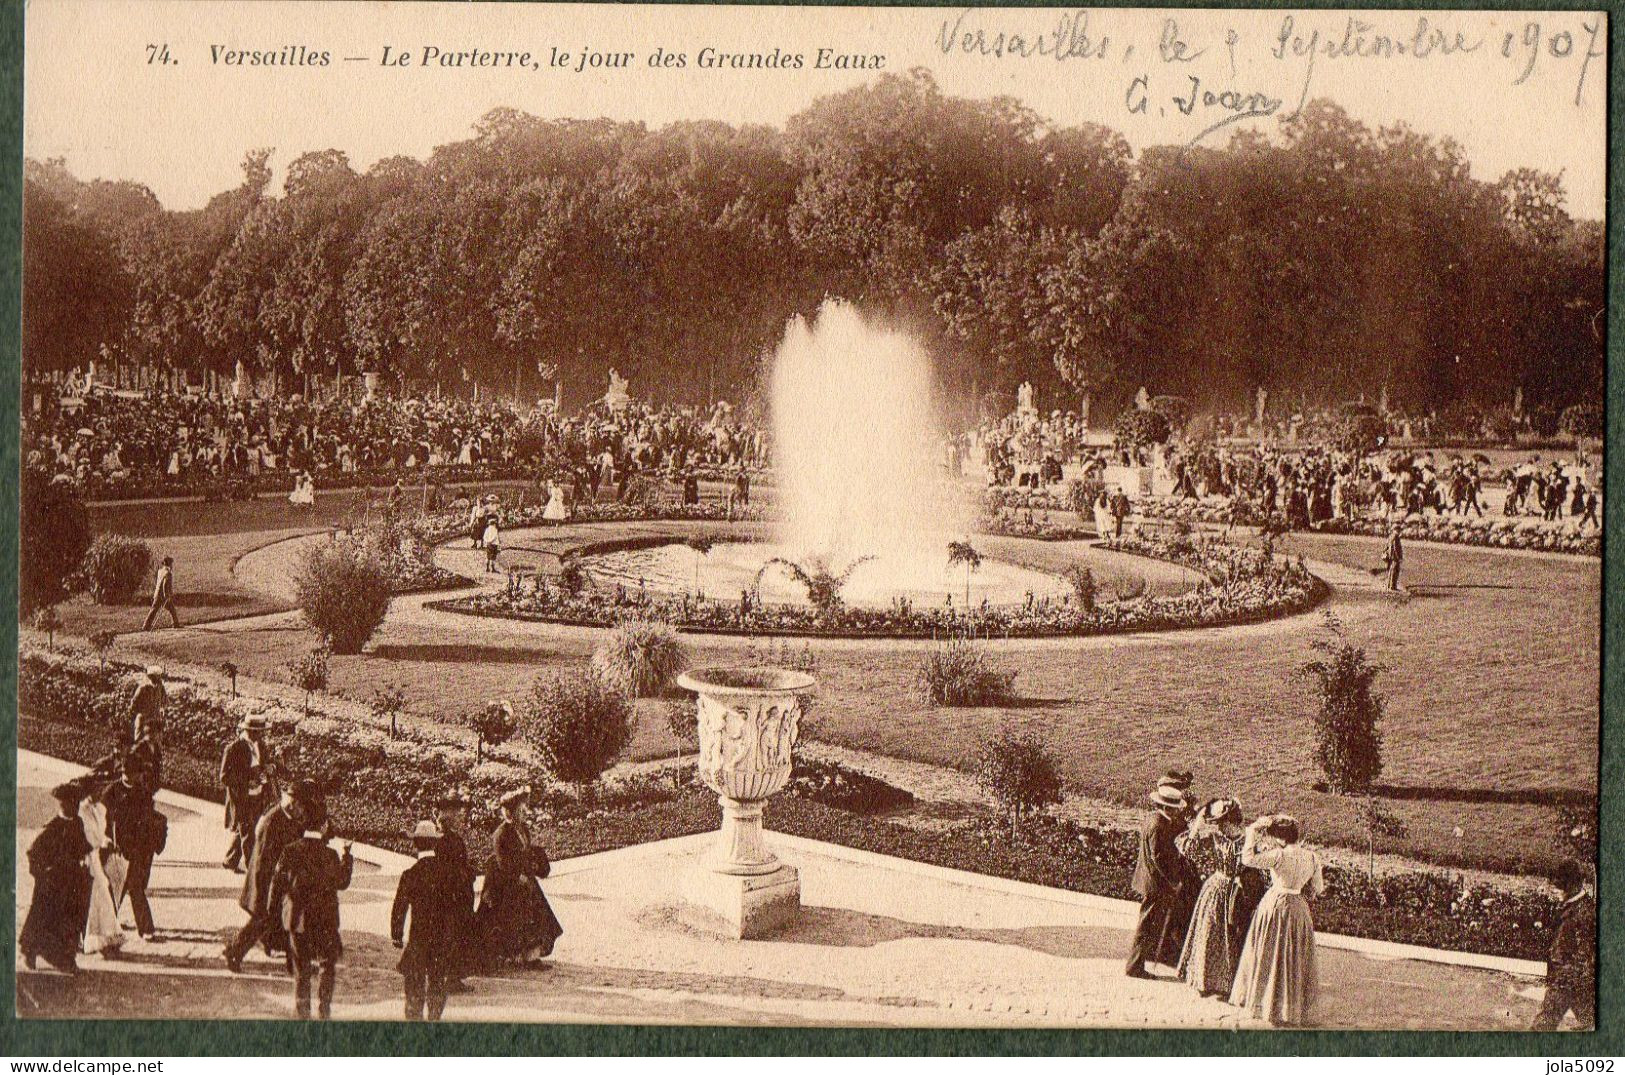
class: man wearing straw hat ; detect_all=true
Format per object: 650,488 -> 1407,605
220,713 -> 275,872
1125,774 -> 1200,979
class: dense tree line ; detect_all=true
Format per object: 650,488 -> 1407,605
22,70 -> 1602,419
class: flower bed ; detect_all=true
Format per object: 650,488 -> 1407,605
18,645 -> 1560,962
1136,495 -> 1601,557
434,533 -> 1328,640
76,463 -> 774,505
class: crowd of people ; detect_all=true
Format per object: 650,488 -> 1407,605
1121,768 -> 1596,1030
21,668 -> 565,1023
22,372 -> 769,501
1164,445 -> 1601,530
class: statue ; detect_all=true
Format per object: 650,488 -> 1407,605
1134,386 -> 1152,411
1016,381 -> 1036,415
604,367 -> 631,412
1255,387 -> 1269,424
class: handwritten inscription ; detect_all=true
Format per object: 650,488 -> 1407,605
933,9 -> 1604,147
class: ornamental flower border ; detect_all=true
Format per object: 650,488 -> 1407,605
1136,494 -> 1601,557
430,531 -> 1330,640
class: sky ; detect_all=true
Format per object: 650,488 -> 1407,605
23,1 -> 1608,217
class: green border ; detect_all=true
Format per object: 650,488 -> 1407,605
0,0 -> 1617,1055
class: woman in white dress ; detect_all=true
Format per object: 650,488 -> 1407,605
288,471 -> 316,508
79,780 -> 127,958
1228,814 -> 1323,1026
542,481 -> 569,523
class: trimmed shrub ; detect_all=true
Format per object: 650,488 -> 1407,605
1114,408 -> 1171,450
1559,401 -> 1603,441
1336,411 -> 1388,454
1066,477 -> 1106,524
591,617 -> 686,697
81,533 -> 153,605
523,669 -> 635,788
1301,614 -> 1386,793
287,647 -> 330,716
918,637 -> 1016,706
974,723 -> 1064,828
1148,394 -> 1192,434
468,699 -> 518,763
293,539 -> 393,654
21,469 -> 90,614
1064,564 -> 1097,612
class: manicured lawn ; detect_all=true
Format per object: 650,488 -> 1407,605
75,497 -> 1598,875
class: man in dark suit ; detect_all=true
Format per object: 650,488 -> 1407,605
224,780 -> 311,972
270,800 -> 354,1020
1532,858 -> 1596,1030
1384,523 -> 1404,591
102,757 -> 165,940
124,666 -> 166,748
220,715 -> 272,871
1125,782 -> 1199,978
127,712 -> 164,795
434,793 -> 477,992
142,556 -> 181,630
392,821 -> 462,1021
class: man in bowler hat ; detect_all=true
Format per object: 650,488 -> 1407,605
434,793 -> 477,992
1532,858 -> 1596,1030
269,798 -> 353,1020
392,820 -> 463,1021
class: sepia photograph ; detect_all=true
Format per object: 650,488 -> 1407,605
12,0 -> 1607,1037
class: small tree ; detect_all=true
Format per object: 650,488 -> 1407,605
31,605 -> 62,652
293,539 -> 392,654
469,699 -> 518,764
974,723 -> 1064,833
21,469 -> 90,615
523,669 -> 635,793
947,540 -> 982,609
88,629 -> 117,670
1114,408 -> 1172,452
1559,402 -> 1603,444
220,660 -> 239,697
371,683 -> 407,739
1300,613 -> 1385,793
664,699 -> 700,784
1353,796 -> 1408,878
287,647 -> 330,717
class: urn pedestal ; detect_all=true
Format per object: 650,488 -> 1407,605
675,667 -> 815,939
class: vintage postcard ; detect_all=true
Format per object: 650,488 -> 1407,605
15,0 -> 1604,1033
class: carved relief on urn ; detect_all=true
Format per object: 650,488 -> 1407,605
677,668 -> 815,878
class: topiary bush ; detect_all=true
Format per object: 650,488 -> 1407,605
468,699 -> 518,763
1064,564 -> 1096,612
1114,408 -> 1172,451
1301,614 -> 1386,793
974,723 -> 1064,830
293,538 -> 393,654
523,669 -> 635,789
80,533 -> 153,605
918,637 -> 1016,706
21,468 -> 90,615
591,617 -> 686,697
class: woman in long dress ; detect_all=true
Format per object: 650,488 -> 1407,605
289,471 -> 316,508
476,790 -> 563,967
78,774 -> 127,958
1228,814 -> 1323,1026
1176,799 -> 1266,998
542,481 -> 569,523
21,782 -> 94,973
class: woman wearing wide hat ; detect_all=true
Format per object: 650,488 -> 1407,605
1228,814 -> 1324,1026
475,788 -> 563,967
21,782 -> 95,973
1176,798 -> 1267,998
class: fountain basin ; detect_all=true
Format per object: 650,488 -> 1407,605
587,540 -> 1073,609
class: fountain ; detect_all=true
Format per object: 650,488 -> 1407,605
589,301 -> 1070,610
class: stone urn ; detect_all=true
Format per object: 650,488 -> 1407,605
676,667 -> 815,936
